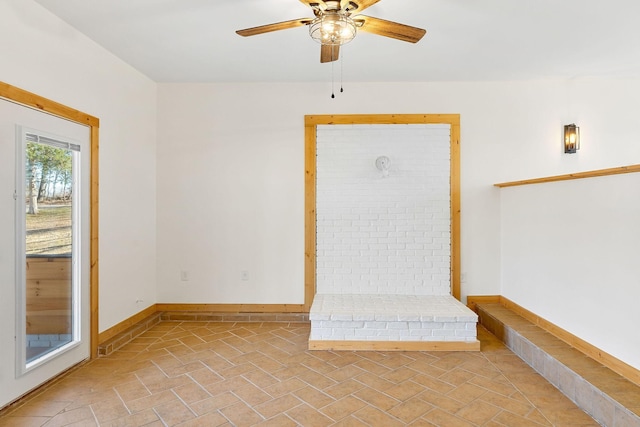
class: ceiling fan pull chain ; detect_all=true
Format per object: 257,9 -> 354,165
331,48 -> 335,99
340,47 -> 344,93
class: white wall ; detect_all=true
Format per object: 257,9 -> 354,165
316,124 -> 451,295
158,79 -> 640,305
2,0 -> 638,380
500,173 -> 640,370
156,84 -> 306,303
0,0 -> 158,332
157,79 -> 640,371
1,0 -> 638,395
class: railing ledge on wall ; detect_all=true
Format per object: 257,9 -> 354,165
494,164 -> 640,188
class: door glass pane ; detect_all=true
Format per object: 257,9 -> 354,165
24,139 -> 74,365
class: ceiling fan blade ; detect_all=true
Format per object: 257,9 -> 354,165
350,0 -> 381,13
355,15 -> 426,43
320,44 -> 340,63
236,18 -> 313,37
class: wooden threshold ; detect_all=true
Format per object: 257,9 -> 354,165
308,340 -> 481,352
0,359 -> 89,414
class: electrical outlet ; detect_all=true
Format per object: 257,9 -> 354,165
180,270 -> 189,281
241,270 -> 249,281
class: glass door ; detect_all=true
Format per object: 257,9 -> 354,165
15,128 -> 89,375
0,95 -> 92,409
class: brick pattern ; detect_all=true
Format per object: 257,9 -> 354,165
98,312 -> 162,356
161,312 -> 310,323
310,294 -> 477,342
98,312 -> 309,356
26,334 -> 72,348
0,322 -> 599,426
316,124 -> 451,296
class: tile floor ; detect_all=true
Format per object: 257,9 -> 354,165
0,322 -> 599,426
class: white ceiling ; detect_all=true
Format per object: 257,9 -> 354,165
33,0 -> 640,83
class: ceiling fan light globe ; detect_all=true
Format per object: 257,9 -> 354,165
309,13 -> 356,46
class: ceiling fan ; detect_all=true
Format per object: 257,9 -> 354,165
236,0 -> 426,63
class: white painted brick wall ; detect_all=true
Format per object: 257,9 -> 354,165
316,124 -> 451,295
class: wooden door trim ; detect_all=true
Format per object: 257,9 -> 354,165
0,82 -> 100,359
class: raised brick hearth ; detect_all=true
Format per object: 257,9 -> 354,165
309,294 -> 479,351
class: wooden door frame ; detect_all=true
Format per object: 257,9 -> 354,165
304,114 -> 461,310
0,82 -> 100,359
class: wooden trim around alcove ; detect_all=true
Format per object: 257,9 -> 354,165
305,114 -> 462,304
494,164 -> 640,188
0,82 -> 100,359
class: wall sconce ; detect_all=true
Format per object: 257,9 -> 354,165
564,124 -> 580,153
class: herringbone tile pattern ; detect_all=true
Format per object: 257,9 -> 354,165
0,322 -> 598,426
